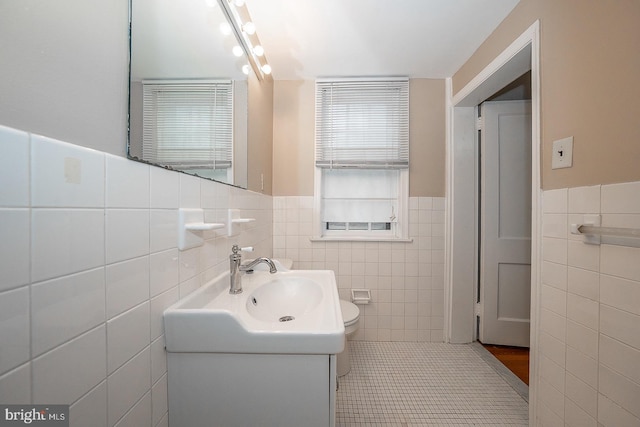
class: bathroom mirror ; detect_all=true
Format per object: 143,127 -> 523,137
128,0 -> 249,188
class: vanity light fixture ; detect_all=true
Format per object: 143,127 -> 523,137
232,45 -> 244,57
242,21 -> 256,35
252,45 -> 264,57
218,0 -> 271,80
219,22 -> 232,36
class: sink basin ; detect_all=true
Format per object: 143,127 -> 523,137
164,269 -> 344,354
246,277 -> 323,322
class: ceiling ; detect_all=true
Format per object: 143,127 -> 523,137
244,0 -> 521,80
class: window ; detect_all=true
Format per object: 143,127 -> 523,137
142,81 -> 233,181
314,78 -> 409,239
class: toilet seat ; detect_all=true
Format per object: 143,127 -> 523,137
340,300 -> 360,328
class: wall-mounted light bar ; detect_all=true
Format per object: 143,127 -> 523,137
217,0 -> 270,80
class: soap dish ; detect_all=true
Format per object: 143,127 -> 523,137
351,289 -> 371,305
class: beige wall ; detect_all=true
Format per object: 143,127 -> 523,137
247,73 -> 274,194
272,79 -> 446,197
453,0 -> 640,190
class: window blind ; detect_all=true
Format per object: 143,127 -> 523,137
143,81 -> 233,170
315,79 -> 409,169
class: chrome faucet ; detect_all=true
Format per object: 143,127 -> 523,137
229,245 -> 277,294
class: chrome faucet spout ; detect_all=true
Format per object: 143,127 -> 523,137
240,257 -> 277,274
229,245 -> 277,294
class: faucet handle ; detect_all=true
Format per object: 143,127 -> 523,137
231,245 -> 254,254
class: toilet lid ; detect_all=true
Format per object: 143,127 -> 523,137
340,300 -> 360,326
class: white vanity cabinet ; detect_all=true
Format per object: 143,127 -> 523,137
167,352 -> 338,427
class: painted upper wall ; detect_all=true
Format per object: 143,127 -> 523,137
0,0 -> 129,156
272,79 -> 446,197
453,0 -> 640,189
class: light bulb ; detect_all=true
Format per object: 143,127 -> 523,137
232,46 -> 244,57
242,64 -> 250,75
261,64 -> 272,75
242,22 -> 256,35
253,45 -> 264,57
219,22 -> 232,36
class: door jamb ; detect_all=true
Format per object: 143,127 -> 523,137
444,20 -> 541,427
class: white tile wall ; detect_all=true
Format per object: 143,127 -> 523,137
0,124 -> 272,426
273,195 -> 446,342
536,181 -> 640,426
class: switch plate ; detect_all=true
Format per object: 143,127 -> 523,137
552,136 -> 573,169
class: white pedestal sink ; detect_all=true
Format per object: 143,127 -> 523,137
164,268 -> 344,427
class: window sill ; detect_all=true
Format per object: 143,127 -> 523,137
309,237 -> 413,243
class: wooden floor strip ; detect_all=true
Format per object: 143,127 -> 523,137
481,343 -> 530,385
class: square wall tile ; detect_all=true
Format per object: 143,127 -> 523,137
150,336 -> 167,385
106,256 -> 149,319
598,393 -> 640,427
601,245 -> 640,283
32,268 -> 105,357
106,209 -> 150,264
566,293 -> 599,330
31,134 -> 104,208
567,240 -> 600,272
179,174 -> 200,208
70,381 -> 107,427
566,320 -> 598,360
566,345 -> 598,388
105,155 -> 149,208
107,347 -> 150,426
150,209 -> 177,253
31,209 -> 105,283
150,288 -> 179,340
115,391 -> 151,427
565,371 -> 597,418
567,267 -> 599,301
33,326 -> 106,405
149,249 -> 179,298
600,274 -> 640,316
107,302 -> 150,374
598,364 -> 640,420
543,188 -> 568,214
150,167 -> 179,209
0,209 -> 30,291
600,305 -> 640,350
602,181 -> 640,214
599,334 -> 640,385
0,125 -> 29,207
568,185 -> 600,214
0,363 -> 30,404
0,287 -> 30,375
151,374 -> 168,426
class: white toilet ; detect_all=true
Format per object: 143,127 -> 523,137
337,299 -> 360,376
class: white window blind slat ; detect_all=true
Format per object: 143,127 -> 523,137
143,81 -> 233,170
315,79 -> 409,169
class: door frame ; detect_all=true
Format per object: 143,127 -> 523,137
444,21 -> 541,426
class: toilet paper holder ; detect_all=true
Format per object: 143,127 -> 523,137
351,289 -> 371,305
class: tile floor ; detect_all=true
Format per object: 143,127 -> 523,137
336,342 -> 529,426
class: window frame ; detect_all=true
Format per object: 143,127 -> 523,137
313,78 -> 410,241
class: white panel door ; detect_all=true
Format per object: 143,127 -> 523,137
479,100 -> 532,347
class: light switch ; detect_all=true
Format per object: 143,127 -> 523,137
552,136 -> 573,169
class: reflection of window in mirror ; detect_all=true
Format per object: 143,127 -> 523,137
142,80 -> 234,183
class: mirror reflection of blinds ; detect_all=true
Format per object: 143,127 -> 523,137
315,79 -> 409,169
142,81 -> 233,170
